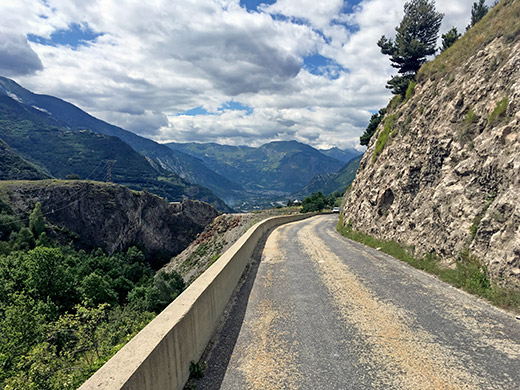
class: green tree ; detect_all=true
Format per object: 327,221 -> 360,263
378,0 -> 443,96
441,27 -> 461,52
81,273 -> 118,307
467,0 -> 489,30
12,227 -> 35,251
29,202 -> 46,239
24,247 -> 76,310
0,213 -> 21,242
327,191 -> 342,207
301,192 -> 328,213
0,293 -> 47,384
360,108 -> 386,146
146,271 -> 185,313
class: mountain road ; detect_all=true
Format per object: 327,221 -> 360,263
195,214 -> 520,389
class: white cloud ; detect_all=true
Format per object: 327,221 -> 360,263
0,0 -> 483,149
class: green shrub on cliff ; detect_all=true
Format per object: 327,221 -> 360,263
488,97 -> 509,125
372,114 -> 397,163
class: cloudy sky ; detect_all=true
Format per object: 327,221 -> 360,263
0,0 -> 489,149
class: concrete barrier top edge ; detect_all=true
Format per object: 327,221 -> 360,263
79,212 -> 315,390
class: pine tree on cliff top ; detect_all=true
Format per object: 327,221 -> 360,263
378,0 -> 443,96
467,0 -> 489,30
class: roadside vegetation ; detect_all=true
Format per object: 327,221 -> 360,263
0,202 -> 185,389
299,191 -> 342,213
337,215 -> 520,314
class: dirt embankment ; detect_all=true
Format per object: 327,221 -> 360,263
162,208 -> 300,284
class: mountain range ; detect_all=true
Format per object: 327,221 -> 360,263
0,75 -> 362,211
0,79 -> 231,211
291,154 -> 363,199
167,141 -> 361,209
318,147 -> 361,163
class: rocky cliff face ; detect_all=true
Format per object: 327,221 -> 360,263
0,180 -> 219,267
342,1 -> 520,286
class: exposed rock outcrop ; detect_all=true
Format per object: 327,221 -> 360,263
0,180 -> 219,267
342,1 -> 520,286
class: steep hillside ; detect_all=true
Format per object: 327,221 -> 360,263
0,138 -> 50,180
319,147 -> 362,163
342,0 -> 520,286
0,94 -> 231,211
0,76 -> 241,204
293,154 -> 362,198
168,140 -> 344,194
0,180 -> 219,268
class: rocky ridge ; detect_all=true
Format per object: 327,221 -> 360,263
0,180 -> 219,267
342,1 -> 520,286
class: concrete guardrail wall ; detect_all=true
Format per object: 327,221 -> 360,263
79,213 -> 314,390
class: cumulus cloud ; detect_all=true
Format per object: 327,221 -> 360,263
0,32 -> 43,76
0,0 -> 490,149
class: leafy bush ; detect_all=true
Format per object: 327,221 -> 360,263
189,360 -> 206,380
301,192 -> 328,213
372,115 -> 397,163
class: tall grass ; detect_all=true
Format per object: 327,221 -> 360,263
418,0 -> 520,82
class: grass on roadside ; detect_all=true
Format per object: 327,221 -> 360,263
337,216 -> 520,314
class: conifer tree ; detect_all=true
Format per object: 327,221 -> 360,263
29,202 -> 46,238
378,0 -> 443,96
441,27 -> 461,52
360,108 -> 386,146
467,0 -> 489,30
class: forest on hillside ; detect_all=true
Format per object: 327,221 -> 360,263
0,201 -> 184,389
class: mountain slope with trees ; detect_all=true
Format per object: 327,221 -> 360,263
0,138 -> 50,180
0,76 -> 239,206
0,93 -> 230,211
167,140 -> 345,194
318,147 -> 362,163
292,154 -> 363,199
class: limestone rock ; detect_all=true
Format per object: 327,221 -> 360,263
0,180 -> 219,267
342,34 -> 520,287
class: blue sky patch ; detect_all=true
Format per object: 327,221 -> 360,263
219,101 -> 254,115
27,23 -> 103,49
178,107 -> 209,116
240,0 -> 276,12
341,0 -> 364,14
303,54 -> 348,79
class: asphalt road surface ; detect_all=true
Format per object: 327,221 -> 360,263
194,215 -> 520,390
